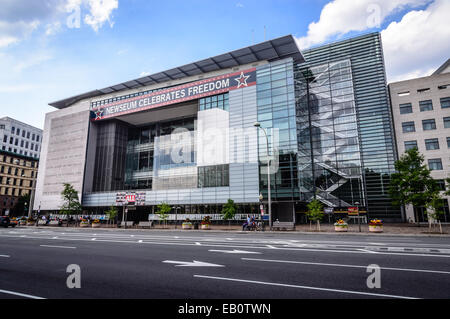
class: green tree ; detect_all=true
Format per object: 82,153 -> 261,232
221,199 -> 237,229
11,193 -> 31,217
105,206 -> 118,227
425,193 -> 445,233
389,148 -> 439,226
60,183 -> 82,227
306,199 -> 324,231
157,202 -> 171,228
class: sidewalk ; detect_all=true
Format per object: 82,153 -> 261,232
23,223 -> 450,237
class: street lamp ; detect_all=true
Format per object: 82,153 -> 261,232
254,122 -> 272,230
172,206 -> 181,229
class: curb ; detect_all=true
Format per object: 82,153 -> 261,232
20,226 -> 450,238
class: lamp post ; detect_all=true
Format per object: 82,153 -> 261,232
172,206 -> 181,229
259,193 -> 265,231
254,122 -> 272,230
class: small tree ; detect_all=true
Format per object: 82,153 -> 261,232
389,148 -> 438,225
426,193 -> 445,233
221,199 -> 237,229
306,199 -> 324,231
105,206 -> 118,227
157,202 -> 171,228
60,183 -> 82,227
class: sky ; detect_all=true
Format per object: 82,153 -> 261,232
0,0 -> 449,129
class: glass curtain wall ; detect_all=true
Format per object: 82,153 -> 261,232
295,59 -> 364,208
256,59 -> 299,201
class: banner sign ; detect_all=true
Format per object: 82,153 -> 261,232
116,192 -> 146,206
91,68 -> 257,121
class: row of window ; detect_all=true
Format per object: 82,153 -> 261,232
0,187 -> 29,197
0,165 -> 35,177
405,138 -> 450,151
10,127 -> 40,142
0,176 -> 33,187
1,145 -> 39,158
0,155 -> 37,167
199,93 -> 229,111
397,85 -> 450,97
2,135 -> 40,151
399,97 -> 450,114
402,117 -> 450,132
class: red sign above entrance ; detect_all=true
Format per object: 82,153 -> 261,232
91,68 -> 257,121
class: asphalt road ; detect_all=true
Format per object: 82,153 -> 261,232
1,227 -> 450,299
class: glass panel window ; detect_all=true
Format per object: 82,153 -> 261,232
425,138 -> 439,150
402,121 -> 415,133
444,117 -> 450,128
399,103 -> 413,114
441,97 -> 450,108
404,140 -> 417,151
428,158 -> 443,170
422,119 -> 436,131
419,100 -> 433,112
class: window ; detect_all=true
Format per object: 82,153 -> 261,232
32,134 -> 35,141
199,93 -> 229,111
444,117 -> 450,128
419,100 -> 433,112
404,140 -> 418,151
16,128 -> 20,135
436,180 -> 446,191
398,91 -> 410,97
36,135 -> 40,142
425,138 -> 439,150
417,88 -> 430,93
11,127 -> 15,134
3,135 -> 7,143
402,121 -> 415,133
428,158 -> 443,170
399,103 -> 413,114
438,84 -> 449,90
22,130 -> 25,137
447,137 -> 450,148
26,132 -> 30,139
441,97 -> 450,108
422,119 -> 436,131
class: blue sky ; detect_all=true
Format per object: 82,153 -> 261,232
0,0 -> 448,129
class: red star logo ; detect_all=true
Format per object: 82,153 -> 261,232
235,72 -> 250,88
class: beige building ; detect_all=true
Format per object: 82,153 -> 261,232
0,150 -> 39,215
389,59 -> 450,222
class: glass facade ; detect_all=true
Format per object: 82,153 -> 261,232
256,59 -> 299,202
298,32 -> 400,220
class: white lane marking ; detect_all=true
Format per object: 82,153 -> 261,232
0,289 -> 46,299
208,249 -> 261,254
358,249 -> 378,254
163,260 -> 225,267
2,234 -> 450,258
242,258 -> 450,275
0,255 -> 10,258
194,275 -> 418,299
40,245 -> 76,249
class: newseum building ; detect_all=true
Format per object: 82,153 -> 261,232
34,33 -> 401,223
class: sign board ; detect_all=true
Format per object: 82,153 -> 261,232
116,192 -> 146,206
260,204 -> 265,216
324,207 -> 334,214
91,68 -> 257,121
348,207 -> 359,216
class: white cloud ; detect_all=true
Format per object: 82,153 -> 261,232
139,71 -> 151,77
84,0 -> 119,32
296,0 -> 429,49
382,0 -> 450,82
0,19 -> 40,48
